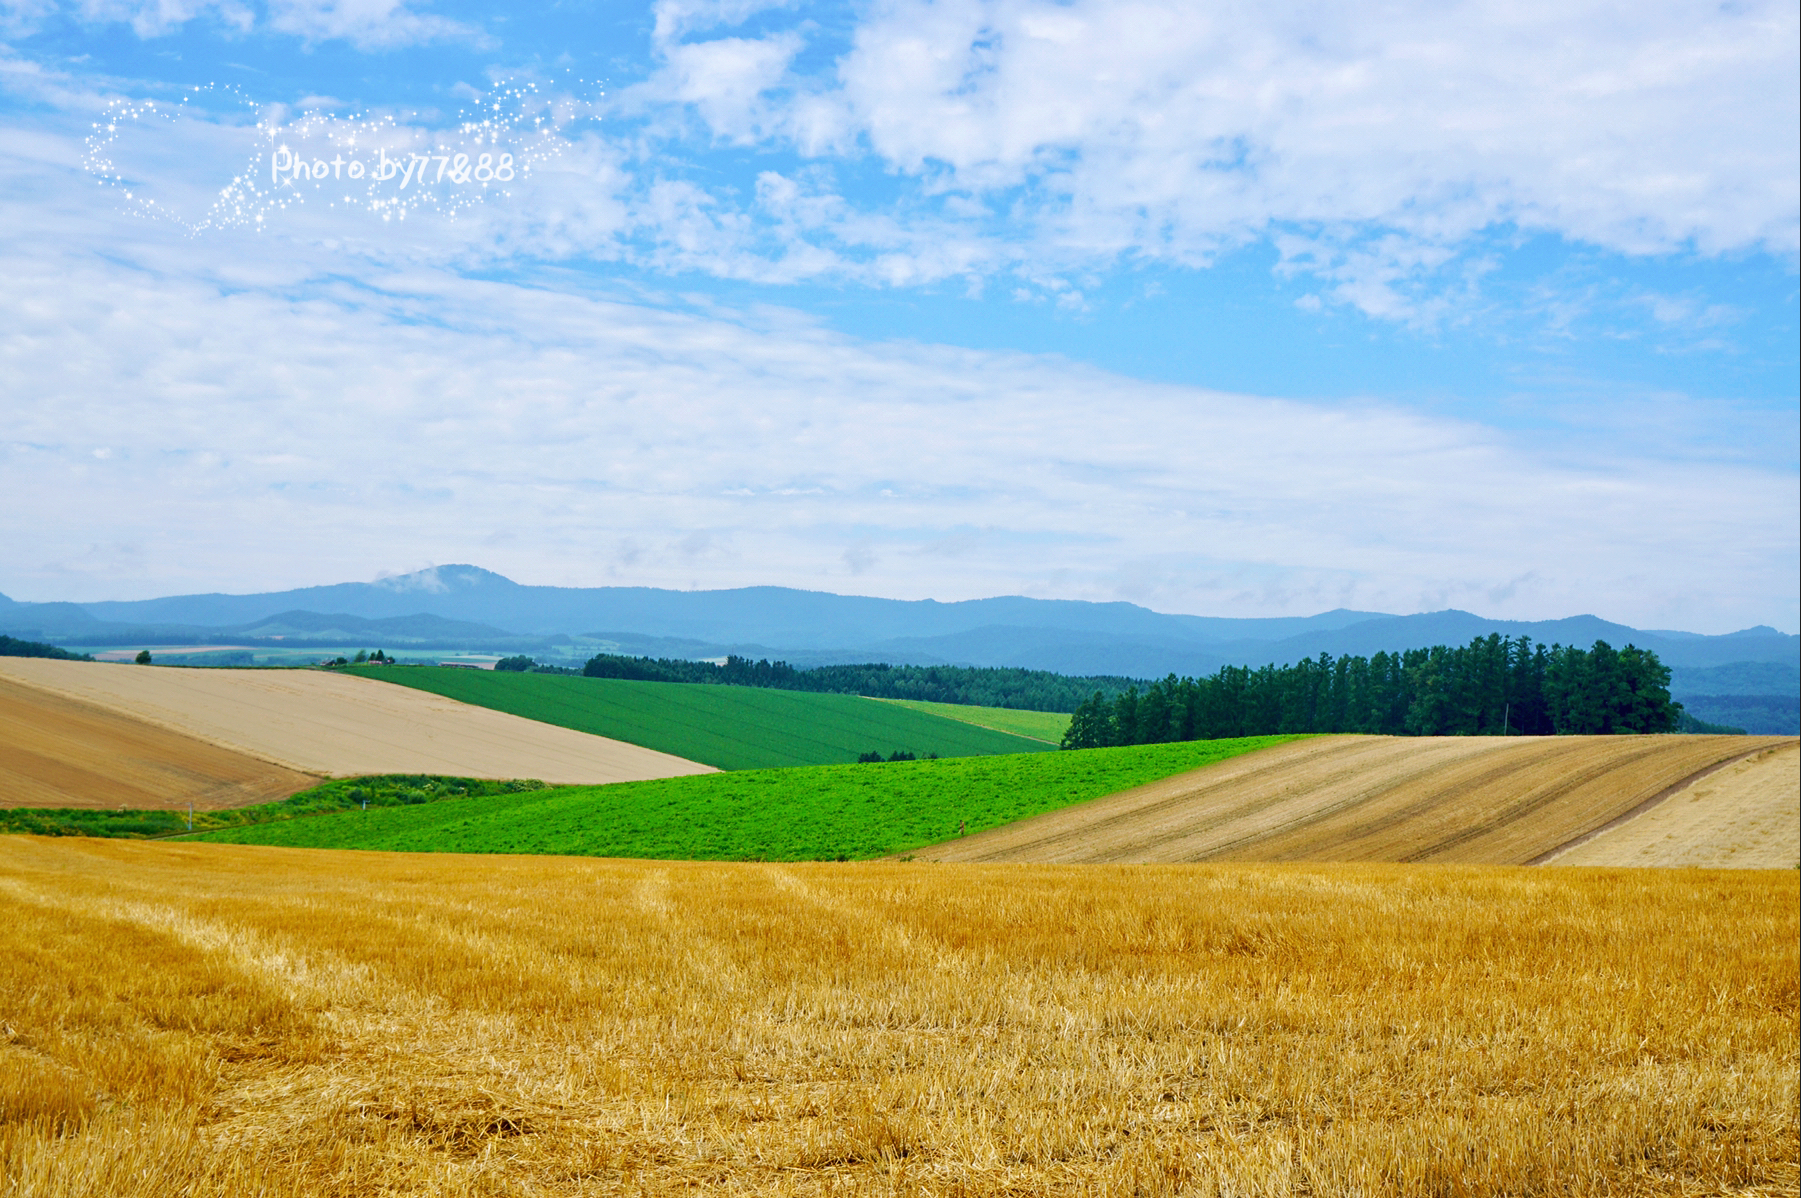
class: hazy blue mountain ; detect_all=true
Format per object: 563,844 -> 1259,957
0,594 -> 99,639
0,593 -> 538,650
3,566 -> 1793,680
1227,612 -> 1797,671
1665,661 -> 1799,734
224,610 -> 520,644
1670,661 -> 1800,697
1674,695 -> 1799,735
64,565 -> 1392,646
855,616 -> 1797,677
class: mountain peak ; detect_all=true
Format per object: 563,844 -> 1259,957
371,565 -> 515,594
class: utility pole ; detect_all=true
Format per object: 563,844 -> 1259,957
1502,703 -> 1510,737
186,801 -> 193,831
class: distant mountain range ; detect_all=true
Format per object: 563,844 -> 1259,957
3,565 -> 1796,701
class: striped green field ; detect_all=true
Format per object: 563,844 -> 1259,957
189,737 -> 1304,861
870,697 -> 1070,743
350,667 -> 1052,770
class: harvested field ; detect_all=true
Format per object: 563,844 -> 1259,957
0,658 -> 712,785
0,839 -> 1792,1197
0,675 -> 316,810
923,734 -> 1789,865
1549,739 -> 1800,868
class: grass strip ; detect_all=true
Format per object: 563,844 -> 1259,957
188,736 -> 1306,860
869,697 -> 1071,742
348,666 -> 1054,769
1,775 -> 546,840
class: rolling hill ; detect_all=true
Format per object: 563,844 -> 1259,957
187,737 -> 1300,859
0,658 -> 711,785
917,734 -> 1792,865
351,666 -> 1054,769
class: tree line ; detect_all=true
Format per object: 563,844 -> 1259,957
1062,636 -> 1682,748
579,653 -> 1137,711
0,635 -> 90,661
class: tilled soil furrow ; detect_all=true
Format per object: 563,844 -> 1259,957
1522,740 -> 1778,865
1398,739 -> 1709,863
1158,740 -> 1532,863
938,737 -> 1383,862
1054,738 -> 1519,864
923,734 -> 1796,865
1283,738 -> 1650,865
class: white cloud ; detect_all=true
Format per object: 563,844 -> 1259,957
4,0 -> 476,46
66,0 -> 254,37
646,0 -> 1799,316
626,31 -> 805,144
650,0 -> 796,43
265,0 -> 477,48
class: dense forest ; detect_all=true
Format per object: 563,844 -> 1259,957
579,653 -> 1136,711
1061,636 -> 1682,747
0,635 -> 90,661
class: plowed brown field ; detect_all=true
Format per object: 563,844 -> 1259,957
0,659 -> 712,785
0,676 -> 317,810
1548,739 -> 1799,868
921,734 -> 1789,865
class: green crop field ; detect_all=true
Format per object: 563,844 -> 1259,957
350,667 -> 1051,769
870,697 -> 1071,742
188,736 -> 1303,860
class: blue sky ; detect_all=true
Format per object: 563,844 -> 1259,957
0,0 -> 1796,632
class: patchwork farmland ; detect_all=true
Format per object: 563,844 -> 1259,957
190,737 -> 1301,860
0,658 -> 712,786
2,650 -> 1796,1194
350,666 -> 1055,768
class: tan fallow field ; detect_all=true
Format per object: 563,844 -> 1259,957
919,733 -> 1794,865
0,657 -> 712,786
1547,738 -> 1799,868
0,838 -> 1794,1196
0,675 -> 318,810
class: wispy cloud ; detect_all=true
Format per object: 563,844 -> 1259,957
5,0 -> 481,47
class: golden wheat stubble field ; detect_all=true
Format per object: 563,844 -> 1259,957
1,839 -> 1795,1197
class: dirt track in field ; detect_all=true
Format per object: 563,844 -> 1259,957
0,658 -> 714,786
1547,739 -> 1799,868
0,675 -> 318,809
921,734 -> 1793,865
